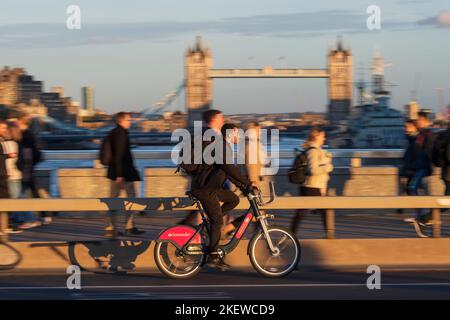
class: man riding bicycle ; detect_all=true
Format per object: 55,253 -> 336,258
190,110 -> 256,271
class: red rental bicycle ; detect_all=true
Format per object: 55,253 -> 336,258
154,182 -> 301,279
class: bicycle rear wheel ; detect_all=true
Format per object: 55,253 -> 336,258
249,226 -> 300,277
154,241 -> 204,279
0,241 -> 22,270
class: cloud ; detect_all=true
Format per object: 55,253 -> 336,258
397,0 -> 427,4
0,10 -> 433,49
417,11 -> 450,27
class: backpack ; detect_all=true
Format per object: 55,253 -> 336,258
288,148 -> 311,185
432,129 -> 449,167
175,137 -> 201,175
99,133 -> 112,166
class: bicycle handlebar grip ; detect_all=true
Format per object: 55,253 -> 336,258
244,185 -> 258,196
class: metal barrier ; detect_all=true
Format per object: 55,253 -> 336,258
41,148 -> 405,163
38,149 -> 407,198
1,196 -> 449,241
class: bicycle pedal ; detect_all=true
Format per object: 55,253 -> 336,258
258,214 -> 275,220
186,245 -> 203,253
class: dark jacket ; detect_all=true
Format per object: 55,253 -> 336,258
191,133 -> 251,191
0,139 -> 8,177
414,127 -> 434,176
401,133 -> 419,177
0,140 -> 8,198
107,125 -> 140,182
442,130 -> 450,181
17,129 -> 41,172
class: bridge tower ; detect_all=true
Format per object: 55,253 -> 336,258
185,36 -> 212,128
327,38 -> 353,125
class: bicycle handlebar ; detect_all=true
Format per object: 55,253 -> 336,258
248,181 -> 275,207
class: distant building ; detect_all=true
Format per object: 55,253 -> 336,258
16,99 -> 48,118
405,101 -> 419,120
0,67 -> 26,106
52,86 -> 64,97
40,92 -> 78,125
17,75 -> 43,104
141,112 -> 187,132
82,86 -> 94,111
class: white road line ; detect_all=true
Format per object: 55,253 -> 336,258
1,282 -> 450,290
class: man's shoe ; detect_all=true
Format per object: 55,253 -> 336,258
412,219 -> 429,238
41,217 -> 52,225
6,227 -> 24,234
125,227 -> 145,236
104,230 -> 118,239
206,256 -> 231,271
19,221 -> 42,230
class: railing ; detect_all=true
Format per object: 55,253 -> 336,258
41,148 -> 405,164
1,196 -> 448,241
39,149 -> 406,197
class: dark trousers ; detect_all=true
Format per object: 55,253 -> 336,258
445,180 -> 450,196
0,177 -> 9,198
192,188 -> 239,255
291,187 -> 326,234
22,175 -> 48,218
405,169 -> 428,196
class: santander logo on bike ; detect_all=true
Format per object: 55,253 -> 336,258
168,232 -> 191,237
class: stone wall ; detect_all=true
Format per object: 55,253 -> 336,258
54,167 -> 447,198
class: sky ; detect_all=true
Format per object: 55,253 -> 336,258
0,0 -> 449,115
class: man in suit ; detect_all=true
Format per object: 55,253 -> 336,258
105,112 -> 144,238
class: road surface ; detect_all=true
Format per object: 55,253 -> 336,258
1,269 -> 450,299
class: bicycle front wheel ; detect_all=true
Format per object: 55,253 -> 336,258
249,227 -> 300,278
0,241 -> 22,271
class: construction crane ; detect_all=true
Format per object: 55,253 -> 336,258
437,87 -> 446,119
410,73 -> 421,102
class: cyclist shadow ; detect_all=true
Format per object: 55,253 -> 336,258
68,240 -> 150,274
66,197 -> 197,275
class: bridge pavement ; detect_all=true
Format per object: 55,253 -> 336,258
8,210 -> 450,242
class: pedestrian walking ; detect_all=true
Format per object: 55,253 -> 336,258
402,112 -> 435,237
16,114 -> 48,225
3,121 -> 40,231
104,112 -> 144,238
289,127 -> 333,237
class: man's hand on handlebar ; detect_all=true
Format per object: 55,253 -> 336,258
243,183 -> 259,196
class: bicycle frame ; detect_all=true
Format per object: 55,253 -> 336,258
177,182 -> 277,258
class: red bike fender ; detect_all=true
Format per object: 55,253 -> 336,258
157,225 -> 202,248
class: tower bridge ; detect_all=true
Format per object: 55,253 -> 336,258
185,36 -> 353,126
38,35 -> 353,137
